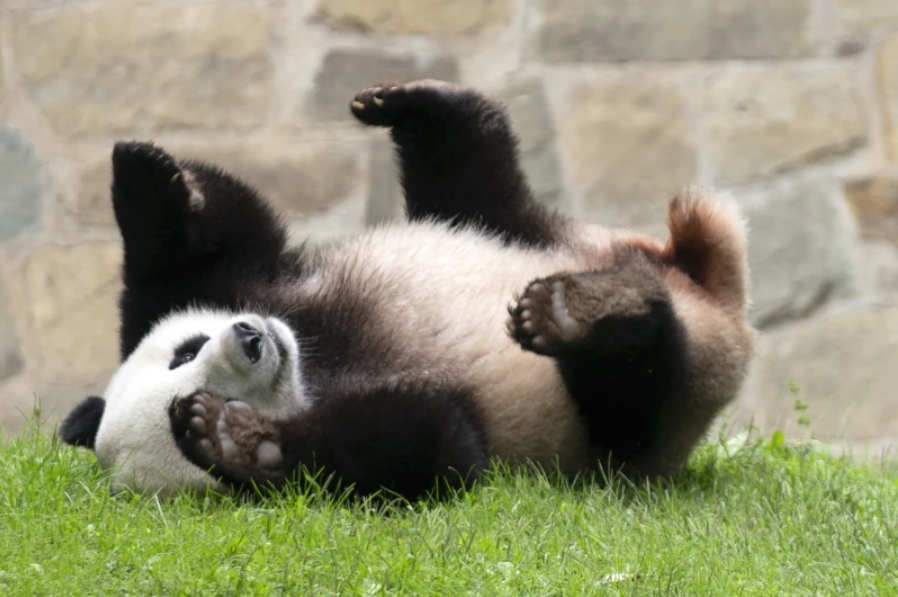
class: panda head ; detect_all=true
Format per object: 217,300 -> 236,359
59,308 -> 305,496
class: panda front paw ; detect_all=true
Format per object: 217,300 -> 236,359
113,141 -> 188,197
169,392 -> 287,487
349,79 -> 462,127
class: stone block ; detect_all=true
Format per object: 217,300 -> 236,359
832,0 -> 898,51
78,159 -> 114,225
12,2 -> 274,137
559,73 -> 698,235
0,279 -> 24,382
737,176 -> 861,328
496,77 -> 566,209
741,303 -> 898,442
844,175 -> 898,246
366,135 -> 404,225
308,49 -> 458,122
533,0 -> 814,63
173,141 -> 363,216
882,36 -> 898,163
700,65 -> 867,186
0,125 -> 43,240
312,0 -> 512,35
25,242 -> 121,375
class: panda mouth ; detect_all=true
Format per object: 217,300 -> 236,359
266,321 -> 291,389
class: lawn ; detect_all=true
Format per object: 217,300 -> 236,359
2,413 -> 897,596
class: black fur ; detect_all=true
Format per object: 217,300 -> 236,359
351,82 -> 565,248
65,80 -> 709,497
169,382 -> 487,501
112,142 -> 298,360
59,396 -> 106,449
507,254 -> 693,474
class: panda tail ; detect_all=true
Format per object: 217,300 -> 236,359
661,186 -> 750,313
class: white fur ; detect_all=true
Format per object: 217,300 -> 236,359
94,309 -> 304,496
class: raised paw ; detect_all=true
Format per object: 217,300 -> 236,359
169,392 -> 287,487
111,141 -> 202,219
507,276 -> 588,357
349,79 -> 461,127
507,270 -> 673,358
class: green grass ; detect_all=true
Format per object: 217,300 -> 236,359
2,417 -> 897,596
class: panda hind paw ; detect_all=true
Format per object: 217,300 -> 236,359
507,276 -> 587,357
169,392 -> 286,484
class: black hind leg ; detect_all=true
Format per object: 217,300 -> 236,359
350,80 -> 565,248
169,383 -> 487,501
112,142 -> 293,359
508,266 -> 691,476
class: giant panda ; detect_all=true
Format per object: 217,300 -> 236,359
59,80 -> 756,500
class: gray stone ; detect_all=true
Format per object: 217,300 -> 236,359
737,176 -> 861,328
366,135 -> 404,225
496,77 -> 567,209
12,2 -> 274,137
0,125 -> 42,241
308,49 -> 459,122
740,302 -> 898,443
0,279 -> 24,382
311,0 -> 513,35
533,0 -> 814,63
559,73 -> 698,235
701,65 -> 868,186
858,240 -> 898,295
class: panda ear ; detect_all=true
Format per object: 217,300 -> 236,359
59,396 -> 106,450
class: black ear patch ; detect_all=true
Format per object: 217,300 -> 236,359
59,396 -> 106,449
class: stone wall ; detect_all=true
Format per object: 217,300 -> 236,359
1,0 -> 897,450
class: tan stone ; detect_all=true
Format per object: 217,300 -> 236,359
312,0 -> 512,35
25,242 -> 121,376
533,0 -> 813,63
844,175 -> 898,246
701,65 -> 867,185
832,0 -> 898,50
173,140 -> 363,215
78,159 -> 115,225
560,73 -> 698,235
741,302 -> 898,442
0,374 -> 108,436
882,36 -> 898,164
75,139 -> 363,224
308,49 -> 459,121
12,3 -> 273,137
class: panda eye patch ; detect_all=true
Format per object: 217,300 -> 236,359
169,334 -> 210,370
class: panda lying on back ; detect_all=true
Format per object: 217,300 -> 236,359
60,80 -> 756,499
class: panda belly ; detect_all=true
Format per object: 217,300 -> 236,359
307,221 -> 598,473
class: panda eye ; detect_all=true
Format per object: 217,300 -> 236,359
170,334 -> 210,370
169,353 -> 195,369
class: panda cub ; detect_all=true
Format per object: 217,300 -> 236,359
60,80 -> 755,500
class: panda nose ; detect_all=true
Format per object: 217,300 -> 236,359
233,322 -> 263,363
